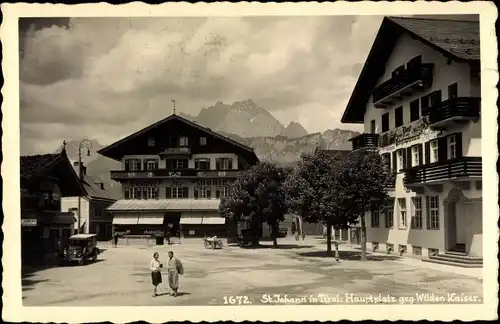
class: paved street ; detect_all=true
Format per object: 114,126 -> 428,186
22,237 -> 483,306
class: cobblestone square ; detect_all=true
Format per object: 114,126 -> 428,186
22,238 -> 483,306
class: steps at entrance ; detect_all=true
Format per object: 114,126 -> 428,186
422,251 -> 483,268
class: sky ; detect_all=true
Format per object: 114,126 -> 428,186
19,16 -> 385,155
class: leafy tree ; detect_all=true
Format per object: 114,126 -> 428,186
219,161 -> 289,247
337,148 -> 391,260
284,150 -> 357,255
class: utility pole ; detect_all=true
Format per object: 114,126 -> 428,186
77,139 -> 92,234
171,99 -> 176,115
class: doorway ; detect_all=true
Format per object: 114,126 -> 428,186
444,188 -> 467,252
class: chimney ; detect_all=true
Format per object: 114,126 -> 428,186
73,161 -> 87,177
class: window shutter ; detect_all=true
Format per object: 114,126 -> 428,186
124,160 -> 130,171
216,187 -> 221,198
406,147 -> 412,168
154,188 -> 159,199
426,196 -> 430,229
424,141 -> 431,164
421,96 -> 429,116
155,160 -> 159,169
183,187 -> 189,199
195,160 -> 199,170
401,149 -> 406,170
215,158 -> 221,170
455,132 -> 463,158
418,144 -> 423,165
438,137 -> 447,161
124,188 -> 130,199
165,187 -> 172,199
206,187 -> 212,198
143,160 -> 148,171
392,152 -> 397,171
142,188 -> 148,199
194,187 -> 199,199
228,159 -> 233,170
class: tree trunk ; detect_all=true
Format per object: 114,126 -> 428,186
326,223 -> 333,256
271,222 -> 279,247
360,214 -> 367,261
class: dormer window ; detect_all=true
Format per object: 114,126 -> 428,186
200,137 -> 207,146
179,136 -> 189,147
148,138 -> 155,147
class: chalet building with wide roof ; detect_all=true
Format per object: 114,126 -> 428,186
341,16 -> 482,267
98,113 -> 259,239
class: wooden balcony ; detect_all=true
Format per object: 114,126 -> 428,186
110,169 -> 242,180
349,133 -> 379,151
404,157 -> 482,186
428,97 -> 480,129
373,63 -> 434,108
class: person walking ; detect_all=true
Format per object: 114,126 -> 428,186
113,232 -> 119,247
150,252 -> 163,297
167,251 -> 184,297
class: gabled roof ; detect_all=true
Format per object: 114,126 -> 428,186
98,113 -> 259,163
82,175 -> 120,201
341,16 -> 480,124
20,147 -> 86,196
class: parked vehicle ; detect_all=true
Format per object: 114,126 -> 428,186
64,234 -> 100,265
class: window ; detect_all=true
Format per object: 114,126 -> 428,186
397,150 -> 404,171
146,187 -> 159,199
398,198 -> 407,228
392,65 -> 405,78
216,158 -> 233,170
370,120 -> 376,134
447,135 -> 457,159
411,145 -> 421,166
410,99 -> 420,122
195,158 -> 211,171
420,95 -> 430,116
384,199 -> 394,228
407,55 -> 422,69
172,187 -> 184,199
430,140 -> 439,163
427,196 -> 440,230
412,245 -> 422,256
145,159 -> 158,171
94,207 -> 102,217
124,187 -> 141,199
411,197 -> 423,229
381,113 -> 390,132
216,186 -> 230,199
429,90 -> 442,108
126,159 -> 141,171
200,137 -> 207,146
166,159 -> 188,169
148,138 -> 155,147
371,208 -> 380,228
194,186 -> 211,199
394,106 -> 403,127
448,83 -> 458,99
179,136 -> 189,147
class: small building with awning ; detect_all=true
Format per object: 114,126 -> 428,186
107,198 -> 227,238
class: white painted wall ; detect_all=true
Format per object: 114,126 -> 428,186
61,196 -> 90,233
464,199 -> 482,257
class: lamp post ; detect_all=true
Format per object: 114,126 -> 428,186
77,139 -> 92,234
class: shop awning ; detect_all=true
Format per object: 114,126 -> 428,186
180,217 -> 203,225
107,199 -> 221,212
138,213 -> 164,225
112,215 -> 139,225
202,217 -> 226,225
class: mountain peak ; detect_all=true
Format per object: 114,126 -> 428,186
280,121 -> 308,138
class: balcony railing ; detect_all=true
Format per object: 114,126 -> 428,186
373,63 -> 434,108
159,147 -> 191,156
403,157 -> 482,186
110,169 -> 242,180
349,133 -> 380,151
428,97 -> 480,129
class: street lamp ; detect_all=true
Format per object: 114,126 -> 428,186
77,139 -> 92,234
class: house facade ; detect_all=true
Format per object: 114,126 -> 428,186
98,113 -> 259,239
60,161 -> 119,241
341,17 -> 482,262
20,146 -> 85,264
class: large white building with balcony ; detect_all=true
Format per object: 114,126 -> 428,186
341,16 -> 482,267
98,114 -> 259,239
